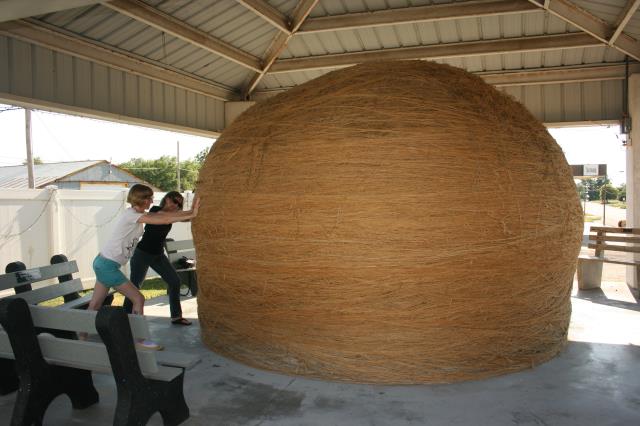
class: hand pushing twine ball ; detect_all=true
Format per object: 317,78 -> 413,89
193,60 -> 583,384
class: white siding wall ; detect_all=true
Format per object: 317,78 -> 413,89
0,189 -> 194,285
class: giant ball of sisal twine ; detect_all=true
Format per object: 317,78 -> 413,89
193,60 -> 583,384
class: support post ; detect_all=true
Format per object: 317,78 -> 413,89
626,73 -> 640,292
25,109 -> 35,189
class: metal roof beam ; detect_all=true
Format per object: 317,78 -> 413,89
299,0 -> 539,33
243,0 -> 319,98
0,0 -> 103,23
0,19 -> 238,101
527,0 -> 640,60
482,63 -> 640,86
235,0 -> 291,34
105,0 -> 261,72
270,33 -> 601,73
253,62 -> 640,98
610,0 -> 640,45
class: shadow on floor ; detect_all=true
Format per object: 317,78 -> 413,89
574,288 -> 640,311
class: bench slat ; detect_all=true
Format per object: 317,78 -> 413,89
0,261 -> 79,291
0,331 -> 182,382
589,226 -> 640,234
6,278 -> 92,305
28,305 -> 151,339
155,350 -> 201,370
57,293 -> 94,310
588,235 -> 640,243
578,255 -> 640,266
165,240 -> 195,252
587,243 -> 640,254
168,250 -> 196,262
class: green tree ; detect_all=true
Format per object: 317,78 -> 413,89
584,177 -> 611,201
599,184 -> 618,203
575,181 -> 586,199
617,183 -> 626,201
119,156 -> 201,192
194,147 -> 210,166
23,156 -> 43,165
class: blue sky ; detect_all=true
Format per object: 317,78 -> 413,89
0,104 -> 627,186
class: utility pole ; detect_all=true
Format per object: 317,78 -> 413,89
176,141 -> 181,192
25,109 -> 35,189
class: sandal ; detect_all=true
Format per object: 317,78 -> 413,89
171,317 -> 192,326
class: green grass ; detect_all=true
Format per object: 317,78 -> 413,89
584,214 -> 601,223
605,200 -> 627,209
39,277 -> 181,307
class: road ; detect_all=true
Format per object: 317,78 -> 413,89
582,200 -> 626,228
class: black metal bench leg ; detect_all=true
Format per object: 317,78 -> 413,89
0,298 -> 100,425
158,375 -> 190,426
12,374 -> 57,426
0,359 -> 19,395
96,306 -> 191,426
113,392 -> 154,426
60,367 -> 100,409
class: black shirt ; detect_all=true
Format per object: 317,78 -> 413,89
136,206 -> 172,255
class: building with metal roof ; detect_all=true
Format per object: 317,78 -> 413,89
0,160 -> 160,190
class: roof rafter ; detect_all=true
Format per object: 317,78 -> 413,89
235,0 -> 291,34
253,62 -> 640,99
610,0 -> 640,45
105,0 -> 262,72
0,18 -> 238,101
526,0 -> 640,60
270,33 -> 601,73
299,0 -> 539,33
0,0 -> 102,23
243,0 -> 319,98
481,62 -> 640,86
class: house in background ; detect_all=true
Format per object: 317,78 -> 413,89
0,160 -> 159,191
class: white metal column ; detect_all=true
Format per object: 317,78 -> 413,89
626,73 -> 640,291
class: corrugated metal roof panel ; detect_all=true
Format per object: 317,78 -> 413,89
0,161 -> 103,189
500,80 -> 623,123
37,2 -> 261,89
572,0 -> 626,25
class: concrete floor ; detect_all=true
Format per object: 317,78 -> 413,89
1,278 -> 640,426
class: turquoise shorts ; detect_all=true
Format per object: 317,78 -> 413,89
93,254 -> 127,288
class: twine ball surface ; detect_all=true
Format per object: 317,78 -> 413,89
193,60 -> 583,384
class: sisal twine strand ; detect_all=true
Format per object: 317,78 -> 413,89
193,60 -> 583,384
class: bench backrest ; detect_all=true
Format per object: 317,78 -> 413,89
165,239 -> 196,266
0,301 -> 181,381
0,259 -> 94,306
587,226 -> 640,256
0,261 -> 78,292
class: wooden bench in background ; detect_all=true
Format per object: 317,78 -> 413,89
577,226 -> 640,290
165,239 -> 198,296
0,298 -> 199,425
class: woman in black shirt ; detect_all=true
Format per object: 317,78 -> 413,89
124,191 -> 192,325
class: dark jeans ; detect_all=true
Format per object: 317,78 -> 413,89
124,248 -> 183,319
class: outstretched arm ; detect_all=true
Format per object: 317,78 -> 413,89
138,196 -> 200,224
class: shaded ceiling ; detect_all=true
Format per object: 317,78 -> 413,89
1,0 -> 639,131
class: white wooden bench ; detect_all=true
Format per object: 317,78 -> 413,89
164,239 -> 198,296
0,298 -> 200,425
577,226 -> 640,290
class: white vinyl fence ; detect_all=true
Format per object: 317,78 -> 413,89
0,188 -> 194,285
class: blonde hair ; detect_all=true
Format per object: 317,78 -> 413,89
127,184 -> 153,207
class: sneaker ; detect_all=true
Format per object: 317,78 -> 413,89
135,339 -> 164,351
